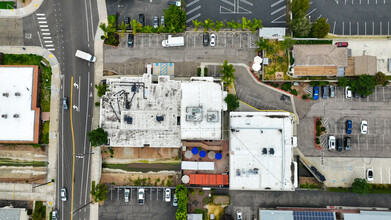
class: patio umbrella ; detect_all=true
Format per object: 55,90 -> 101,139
215,152 -> 222,160
181,175 -> 190,184
199,150 -> 206,158
184,151 -> 193,159
191,147 -> 199,154
254,56 -> 263,63
208,151 -> 216,159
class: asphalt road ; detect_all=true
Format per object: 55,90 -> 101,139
22,0 -> 99,219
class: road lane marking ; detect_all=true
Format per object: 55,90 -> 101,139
43,36 -> 51,39
373,21 -> 374,35
84,0 -> 90,42
83,73 -> 92,209
365,22 -> 367,35
46,44 -> 54,47
70,77 -> 76,220
40,25 -> 48,28
48,48 -> 55,51
42,33 -> 51,35
44,40 -> 53,43
349,22 -> 351,35
41,29 -> 50,32
37,31 -> 43,48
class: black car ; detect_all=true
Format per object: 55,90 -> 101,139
128,34 -> 134,47
344,137 -> 351,151
124,16 -> 131,30
353,92 -> 360,98
203,32 -> 209,46
322,86 -> 328,99
138,14 -> 145,27
336,138 -> 343,152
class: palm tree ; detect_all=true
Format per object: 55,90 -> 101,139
281,37 -> 295,50
192,19 -> 203,32
142,25 -> 153,33
156,26 -> 166,34
118,21 -> 129,37
213,21 -> 225,32
90,181 -> 109,203
168,24 -> 176,33
99,22 -> 111,39
203,19 -> 215,33
251,19 -> 263,34
241,17 -> 252,31
130,19 -> 141,35
254,38 -> 270,53
220,60 -> 236,87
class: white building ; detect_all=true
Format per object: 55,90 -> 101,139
0,66 -> 40,144
100,74 -> 181,147
229,112 -> 296,191
180,77 -> 227,140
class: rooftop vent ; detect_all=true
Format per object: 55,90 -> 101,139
15,92 -> 21,96
2,93 -> 9,97
124,116 -> 133,124
156,116 -> 164,122
1,114 -> 7,119
262,148 -> 267,155
13,114 -> 19,118
131,85 -> 137,92
269,148 -> 274,155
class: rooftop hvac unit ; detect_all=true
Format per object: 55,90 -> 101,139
15,92 -> 21,96
1,114 -> 7,119
124,116 -> 133,124
269,148 -> 274,155
236,169 -> 241,176
156,116 -> 164,122
13,114 -> 19,118
2,93 -> 9,97
262,148 -> 267,155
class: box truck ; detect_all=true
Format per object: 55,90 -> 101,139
75,50 -> 97,62
162,35 -> 184,47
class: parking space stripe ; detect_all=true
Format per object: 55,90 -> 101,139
349,22 -> 351,35
380,21 -> 382,35
186,5 -> 201,15
333,21 -> 336,34
186,0 -> 199,7
271,14 -> 286,23
342,22 -> 345,35
306,8 -> 316,16
271,0 -> 285,7
357,22 -> 359,34
373,21 -> 374,35
186,13 -> 201,24
241,0 -> 254,6
365,22 -> 367,35
271,6 -> 286,15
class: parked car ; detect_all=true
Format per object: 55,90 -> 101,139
313,86 -> 319,100
168,1 -> 181,6
124,188 -> 130,202
52,210 -> 58,220
153,16 -> 159,28
63,97 -> 68,110
165,188 -> 171,202
203,32 -> 209,46
329,85 -> 335,98
353,91 -> 360,98
173,194 -> 178,206
361,120 -> 368,134
127,34 -> 134,48
345,86 -> 352,98
138,14 -> 145,26
124,16 -> 131,30
328,135 -> 336,150
161,16 -> 165,27
344,137 -> 351,151
138,188 -> 145,205
361,94 -> 367,98
367,168 -> 374,181
237,210 -> 243,220
210,33 -> 216,47
335,42 -> 348,47
61,188 -> 67,201
346,120 -> 352,134
322,86 -> 328,99
336,138 -> 343,152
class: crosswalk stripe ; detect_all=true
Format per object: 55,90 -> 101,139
40,25 -> 48,28
46,44 -> 54,47
37,17 -> 46,20
41,29 -> 50,32
42,33 -> 51,36
48,48 -> 55,51
36,13 -> 45,16
43,37 -> 51,39
44,41 -> 53,43
38,21 -> 47,24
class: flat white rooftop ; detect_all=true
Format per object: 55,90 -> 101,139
229,112 -> 295,191
100,74 -> 181,147
0,67 -> 37,142
180,77 -> 226,140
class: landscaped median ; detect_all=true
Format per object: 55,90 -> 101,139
0,1 -> 14,9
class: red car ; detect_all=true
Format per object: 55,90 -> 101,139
335,42 -> 348,47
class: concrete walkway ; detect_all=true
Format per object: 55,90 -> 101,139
0,0 -> 43,18
0,46 -> 60,207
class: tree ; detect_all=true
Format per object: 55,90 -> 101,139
130,19 -> 141,35
254,38 -> 274,54
351,178 -> 369,195
226,20 -> 239,30
192,19 -> 202,32
225,94 -> 240,111
118,21 -> 129,37
213,21 -> 225,32
95,83 -> 109,97
175,185 -> 188,220
311,18 -> 330,38
142,25 -> 153,33
290,16 -> 312,38
241,17 -> 251,31
291,0 -> 310,18
250,19 -> 263,34
220,60 -> 236,87
99,22 -> 114,39
90,181 -> 109,203
164,4 -> 186,33
87,128 -> 108,147
156,25 -> 166,34
203,18 -> 215,33
350,74 -> 376,96
281,37 -> 295,50
375,71 -> 388,86
338,77 -> 349,87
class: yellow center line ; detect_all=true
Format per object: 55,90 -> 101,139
70,77 -> 75,220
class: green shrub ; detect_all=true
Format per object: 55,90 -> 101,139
310,81 -> 319,86
95,102 -> 100,107
316,120 -> 321,126
281,82 -> 292,91
321,127 -> 326,132
204,67 -> 208,76
294,40 -> 332,44
290,89 -> 298,96
197,67 -> 201,76
315,138 -> 320,144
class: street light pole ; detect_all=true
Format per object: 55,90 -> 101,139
70,201 -> 93,215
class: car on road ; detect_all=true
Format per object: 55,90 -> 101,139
138,188 -> 145,205
168,1 -> 181,6
153,16 -> 159,28
322,86 -> 328,99
336,138 -> 343,152
345,86 -> 352,98
344,137 -> 351,151
329,85 -> 335,98
124,188 -> 130,203
335,42 -> 348,47
138,14 -> 145,27
173,193 -> 178,206
127,34 -> 134,48
210,33 -> 216,47
161,16 -> 165,27
346,120 -> 352,134
203,32 -> 209,46
236,210 -> 242,220
61,188 -> 67,201
52,210 -> 58,220
313,86 -> 319,100
328,135 -> 336,150
361,120 -> 368,134
124,16 -> 131,30
367,168 -> 374,181
165,188 -> 171,202
63,97 -> 68,110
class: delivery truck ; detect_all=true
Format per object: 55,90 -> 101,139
75,50 -> 97,62
162,35 -> 184,47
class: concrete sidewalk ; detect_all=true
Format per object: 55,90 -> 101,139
0,0 -> 43,18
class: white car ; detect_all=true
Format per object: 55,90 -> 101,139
367,168 -> 374,181
52,210 -> 58,220
165,188 -> 171,202
172,193 -> 178,206
210,34 -> 216,47
138,188 -> 145,205
361,120 -> 368,134
345,86 -> 352,98
60,188 -> 67,201
236,210 -> 242,220
328,135 -> 336,150
124,188 -> 130,203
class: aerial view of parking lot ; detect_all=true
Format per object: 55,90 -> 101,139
1,0 -> 391,219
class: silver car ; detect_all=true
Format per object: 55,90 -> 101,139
124,188 -> 130,203
329,85 -> 335,98
153,16 -> 159,28
61,188 -> 67,201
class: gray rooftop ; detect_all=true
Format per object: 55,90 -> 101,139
0,207 -> 28,220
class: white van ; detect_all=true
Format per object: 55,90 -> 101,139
75,50 -> 97,62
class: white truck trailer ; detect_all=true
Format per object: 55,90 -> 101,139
162,35 -> 184,47
75,50 -> 97,62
